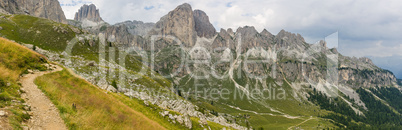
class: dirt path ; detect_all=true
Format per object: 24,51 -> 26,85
20,64 -> 67,130
287,116 -> 314,130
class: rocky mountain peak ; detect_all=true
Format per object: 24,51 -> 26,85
114,20 -> 155,36
0,0 -> 67,24
212,28 -> 235,50
276,29 -> 290,38
234,26 -> 265,51
359,57 -> 374,65
318,40 -> 327,48
149,3 -> 200,47
177,3 -> 192,10
227,28 -> 234,37
74,4 -> 103,23
219,28 -> 226,33
218,28 -> 232,40
236,26 -> 258,37
276,29 -> 305,42
193,9 -> 216,38
275,29 -> 306,49
330,48 -> 339,54
260,29 -> 273,38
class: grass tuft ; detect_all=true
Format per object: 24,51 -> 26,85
0,37 -> 47,128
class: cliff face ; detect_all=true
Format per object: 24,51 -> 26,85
149,3 -> 216,47
149,3 -> 197,47
114,20 -> 154,36
0,0 -> 67,24
74,4 -> 103,23
95,20 -> 154,50
338,56 -> 397,88
193,10 -> 216,38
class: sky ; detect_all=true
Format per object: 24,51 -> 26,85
59,0 -> 402,78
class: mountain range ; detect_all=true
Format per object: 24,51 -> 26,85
0,1 -> 401,129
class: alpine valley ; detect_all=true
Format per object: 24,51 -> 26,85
0,1 -> 401,130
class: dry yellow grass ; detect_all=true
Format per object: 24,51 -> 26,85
35,69 -> 167,130
0,37 -> 46,82
0,37 -> 47,129
0,65 -> 15,81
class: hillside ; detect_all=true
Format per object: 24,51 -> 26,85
0,29 -> 230,130
0,14 -> 245,129
0,37 -> 47,129
0,1 -> 401,130
34,67 -> 233,129
81,3 -> 401,129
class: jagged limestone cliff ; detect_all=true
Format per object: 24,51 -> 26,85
0,0 -> 67,23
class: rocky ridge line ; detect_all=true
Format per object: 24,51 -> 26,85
0,0 -> 67,23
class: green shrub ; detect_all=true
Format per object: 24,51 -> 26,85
10,109 -> 30,122
100,25 -> 107,31
111,80 -> 118,90
0,92 -> 12,101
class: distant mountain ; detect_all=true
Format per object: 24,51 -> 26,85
193,9 -> 216,38
1,2 -> 401,129
69,4 -> 105,28
70,3 -> 402,129
143,3 -> 401,129
148,3 -> 216,47
0,0 -> 67,23
74,4 -> 103,23
368,55 -> 402,79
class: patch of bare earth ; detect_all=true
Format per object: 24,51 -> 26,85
20,64 -> 67,130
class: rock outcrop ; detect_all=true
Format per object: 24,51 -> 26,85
0,0 -> 67,24
234,26 -> 273,51
338,56 -> 397,88
260,29 -> 274,40
211,28 -> 235,50
275,29 -> 306,49
74,4 -> 103,23
149,3 -> 197,47
101,23 -> 148,49
149,3 -> 216,47
193,10 -> 216,38
71,4 -> 105,28
114,20 -> 154,36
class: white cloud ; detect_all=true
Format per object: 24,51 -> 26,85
340,40 -> 402,58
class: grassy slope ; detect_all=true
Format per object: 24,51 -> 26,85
155,45 -> 338,129
0,13 -> 339,129
175,65 -> 335,129
35,69 -> 169,129
0,14 -> 76,52
35,68 -> 228,130
0,14 -> 231,130
0,37 -> 47,129
0,14 -> 173,94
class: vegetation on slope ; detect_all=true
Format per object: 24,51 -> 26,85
370,87 -> 402,113
34,69 -> 169,129
0,14 -> 230,129
0,14 -> 78,52
356,88 -> 402,128
308,87 -> 402,129
2,12 -> 400,130
0,37 -> 47,129
174,62 -> 337,129
35,68 -> 229,130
